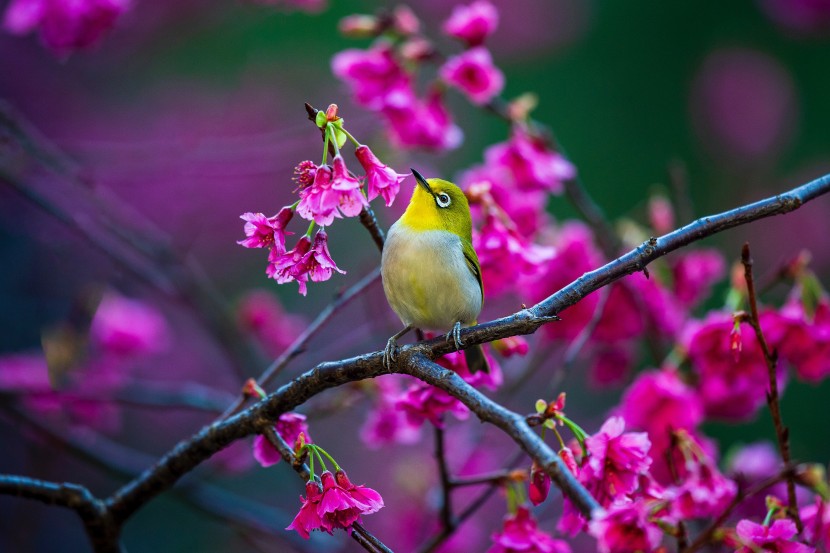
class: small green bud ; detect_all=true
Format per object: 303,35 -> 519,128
535,399 -> 547,414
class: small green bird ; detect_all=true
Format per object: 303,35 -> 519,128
381,168 -> 489,373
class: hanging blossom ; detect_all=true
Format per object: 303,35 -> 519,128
489,506 -> 571,553
443,0 -> 499,47
354,144 -> 407,206
287,469 -> 384,538
439,46 -> 505,106
382,86 -> 464,151
2,0 -> 130,56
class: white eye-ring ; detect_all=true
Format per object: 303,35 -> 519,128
436,193 -> 451,208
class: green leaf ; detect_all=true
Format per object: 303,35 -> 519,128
315,111 -> 326,128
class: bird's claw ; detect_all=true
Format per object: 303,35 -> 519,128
383,337 -> 398,369
447,322 -> 464,351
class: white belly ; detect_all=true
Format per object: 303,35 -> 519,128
381,224 -> 482,331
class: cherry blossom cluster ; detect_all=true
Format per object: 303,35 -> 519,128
237,104 -> 407,295
332,1 -> 507,151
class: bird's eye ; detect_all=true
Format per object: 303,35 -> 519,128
436,193 -> 451,208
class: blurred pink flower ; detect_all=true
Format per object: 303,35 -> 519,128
588,346 -> 633,388
734,519 -> 814,553
355,144 -> 407,207
758,0 -> 830,34
769,296 -> 830,383
334,470 -> 384,514
683,311 -> 785,420
588,500 -> 663,553
439,47 -> 505,105
360,376 -> 422,448
691,48 -> 797,162
437,347 -> 503,391
491,336 -> 530,358
253,412 -> 311,468
474,212 -> 554,296
332,43 -> 411,110
801,497 -> 830,547
2,0 -> 130,55
670,249 -> 726,307
617,369 -> 703,459
647,195 -> 675,235
397,380 -> 470,428
236,290 -> 305,357
668,457 -> 737,520
443,0 -> 499,46
383,87 -> 464,151
489,506 -> 571,553
484,128 -> 576,192
91,293 -> 169,358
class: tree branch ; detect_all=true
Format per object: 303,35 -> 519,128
741,243 -> 802,532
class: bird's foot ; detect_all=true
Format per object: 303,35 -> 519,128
447,322 -> 464,351
383,337 -> 398,369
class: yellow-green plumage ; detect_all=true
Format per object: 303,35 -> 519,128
381,171 -> 489,373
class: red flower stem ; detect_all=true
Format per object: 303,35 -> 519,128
434,425 -> 454,529
740,242 -> 802,532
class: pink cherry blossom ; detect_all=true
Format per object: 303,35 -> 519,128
617,369 -> 704,461
491,336 -> 530,358
439,47 -> 505,106
90,293 -> 169,357
330,155 -> 368,217
268,235 -> 312,295
670,249 -> 726,307
396,381 -> 470,428
734,519 -> 814,553
668,460 -> 736,519
443,0 -> 499,47
768,296 -> 830,383
383,87 -> 463,151
3,0 -> 130,56
648,195 -> 675,234
588,500 -> 663,553
484,128 -> 576,193
489,506 -> 571,553
436,347 -> 503,391
474,212 -> 554,296
286,481 -> 328,539
302,229 -> 346,283
801,497 -> 830,547
331,43 -> 411,110
588,347 -> 633,388
360,376 -> 422,448
315,470 -> 383,532
238,207 -> 294,254
683,311 -> 785,420
253,413 -> 311,468
354,145 -> 407,206
296,165 -> 340,226
581,416 -> 653,505
236,290 -> 305,357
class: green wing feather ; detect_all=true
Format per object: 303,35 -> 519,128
461,240 -> 484,302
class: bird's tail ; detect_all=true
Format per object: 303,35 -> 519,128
464,343 -> 490,374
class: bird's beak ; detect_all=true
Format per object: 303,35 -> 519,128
411,168 -> 434,197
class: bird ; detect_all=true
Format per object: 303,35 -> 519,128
380,168 -> 489,374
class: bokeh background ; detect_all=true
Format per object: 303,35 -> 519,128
2,0 -> 830,551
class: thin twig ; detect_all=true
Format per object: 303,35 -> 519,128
741,243 -> 802,532
220,268 -> 381,420
434,425 -> 454,529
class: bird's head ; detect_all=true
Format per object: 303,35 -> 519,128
400,169 -> 473,239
